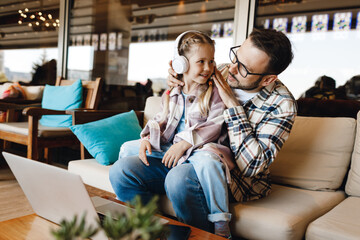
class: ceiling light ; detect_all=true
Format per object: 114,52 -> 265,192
17,8 -> 59,31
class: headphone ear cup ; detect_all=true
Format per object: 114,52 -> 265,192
172,55 -> 189,74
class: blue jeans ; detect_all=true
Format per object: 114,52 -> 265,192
109,139 -> 231,232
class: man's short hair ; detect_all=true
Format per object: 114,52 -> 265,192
249,28 -> 293,75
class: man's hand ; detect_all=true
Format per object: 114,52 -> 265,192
167,60 -> 184,87
212,67 -> 240,108
139,140 -> 152,166
162,140 -> 192,168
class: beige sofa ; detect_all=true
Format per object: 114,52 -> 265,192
68,96 -> 360,240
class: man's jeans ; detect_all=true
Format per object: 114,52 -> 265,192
109,141 -> 231,231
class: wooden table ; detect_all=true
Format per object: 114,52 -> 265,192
0,214 -> 56,240
0,203 -> 225,240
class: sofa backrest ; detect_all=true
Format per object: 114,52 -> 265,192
345,111 -> 360,197
144,96 -> 162,127
270,116 -> 356,191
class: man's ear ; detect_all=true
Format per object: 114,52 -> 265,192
261,75 -> 277,87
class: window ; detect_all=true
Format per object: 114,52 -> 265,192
67,0 -> 131,85
128,0 -> 235,93
0,0 -> 60,84
254,0 -> 360,99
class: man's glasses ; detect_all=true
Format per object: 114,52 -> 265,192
229,45 -> 273,78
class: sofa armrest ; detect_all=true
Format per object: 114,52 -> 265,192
66,109 -> 144,126
23,107 -> 66,117
0,101 -> 41,122
0,101 -> 41,111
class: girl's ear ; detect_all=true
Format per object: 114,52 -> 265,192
261,75 -> 277,87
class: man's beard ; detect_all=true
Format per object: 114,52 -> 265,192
228,72 -> 263,91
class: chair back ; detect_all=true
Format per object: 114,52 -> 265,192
55,77 -> 103,110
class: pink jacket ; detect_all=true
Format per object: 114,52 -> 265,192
141,85 -> 235,182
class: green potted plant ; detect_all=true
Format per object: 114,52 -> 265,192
51,195 -> 169,240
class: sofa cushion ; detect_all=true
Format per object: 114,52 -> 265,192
144,96 -> 162,126
23,85 -> 44,100
68,159 -> 114,193
0,121 -> 72,137
70,110 -> 142,165
270,116 -> 356,191
40,80 -> 83,127
345,111 -> 360,196
306,197 -> 360,240
229,184 -> 345,240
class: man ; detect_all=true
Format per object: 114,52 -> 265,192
110,28 -> 297,237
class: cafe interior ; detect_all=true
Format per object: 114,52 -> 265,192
1,0 -> 360,239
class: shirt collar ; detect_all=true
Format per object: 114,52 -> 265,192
169,86 -> 182,97
248,80 -> 277,108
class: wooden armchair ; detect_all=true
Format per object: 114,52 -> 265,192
66,109 -> 143,159
0,77 -> 103,162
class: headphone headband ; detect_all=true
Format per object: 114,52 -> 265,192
173,30 -> 202,57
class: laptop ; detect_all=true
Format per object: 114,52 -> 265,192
3,152 -> 170,240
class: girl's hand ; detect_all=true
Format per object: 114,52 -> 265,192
162,140 -> 192,168
139,140 -> 152,166
167,60 -> 184,87
212,67 -> 239,108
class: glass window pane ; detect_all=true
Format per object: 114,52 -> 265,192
0,0 -> 59,84
128,0 -> 235,94
65,0 -> 235,111
67,0 -> 132,85
254,0 -> 360,99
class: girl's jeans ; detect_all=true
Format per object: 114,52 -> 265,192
109,139 -> 231,232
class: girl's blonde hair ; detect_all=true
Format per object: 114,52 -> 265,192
161,31 -> 215,122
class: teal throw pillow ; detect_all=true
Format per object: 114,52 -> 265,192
40,80 -> 83,127
70,110 -> 142,165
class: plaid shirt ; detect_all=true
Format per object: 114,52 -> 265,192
141,85 -> 235,171
219,64 -> 297,202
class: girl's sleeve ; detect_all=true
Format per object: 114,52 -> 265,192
140,93 -> 167,151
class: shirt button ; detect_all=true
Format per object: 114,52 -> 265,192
185,119 -> 187,124
189,98 -> 194,103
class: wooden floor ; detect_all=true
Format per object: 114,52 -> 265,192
0,168 -> 33,222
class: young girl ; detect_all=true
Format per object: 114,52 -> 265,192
116,31 -> 234,238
